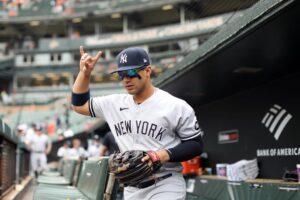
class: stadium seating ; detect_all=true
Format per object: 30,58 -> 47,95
41,158 -> 64,177
37,159 -> 78,185
34,157 -> 111,200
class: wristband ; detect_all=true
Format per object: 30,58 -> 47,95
71,90 -> 90,106
165,149 -> 173,160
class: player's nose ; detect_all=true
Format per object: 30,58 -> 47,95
123,76 -> 131,82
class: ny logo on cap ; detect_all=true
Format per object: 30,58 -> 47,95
120,54 -> 128,64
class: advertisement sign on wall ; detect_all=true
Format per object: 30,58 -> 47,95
197,74 -> 300,178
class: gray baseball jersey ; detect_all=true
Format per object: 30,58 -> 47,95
90,88 -> 202,154
28,134 -> 51,172
90,88 -> 201,199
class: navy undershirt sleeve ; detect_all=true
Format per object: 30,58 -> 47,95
166,135 -> 203,162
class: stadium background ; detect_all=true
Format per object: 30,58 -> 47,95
0,0 -> 299,199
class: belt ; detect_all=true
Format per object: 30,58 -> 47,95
32,151 -> 44,153
130,173 -> 172,189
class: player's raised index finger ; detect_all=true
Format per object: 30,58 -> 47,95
94,51 -> 102,62
79,46 -> 85,56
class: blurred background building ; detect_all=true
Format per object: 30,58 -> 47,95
0,0 -> 258,141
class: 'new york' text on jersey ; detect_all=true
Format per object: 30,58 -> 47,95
89,88 -> 202,152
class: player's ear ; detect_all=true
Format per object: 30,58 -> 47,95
145,66 -> 152,78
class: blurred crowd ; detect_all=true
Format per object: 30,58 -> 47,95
17,121 -> 118,158
16,121 -> 118,177
57,131 -> 119,160
0,0 -> 129,18
1,0 -> 75,17
16,115 -> 74,140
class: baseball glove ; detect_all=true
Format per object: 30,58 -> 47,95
108,150 -> 162,187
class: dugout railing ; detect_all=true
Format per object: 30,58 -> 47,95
0,119 -> 18,198
186,175 -> 300,200
0,119 -> 30,199
17,143 -> 30,183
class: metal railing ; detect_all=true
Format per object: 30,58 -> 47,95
17,144 -> 30,183
0,119 -> 30,198
0,138 -> 17,198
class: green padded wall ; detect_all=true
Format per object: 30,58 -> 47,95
77,158 -> 109,200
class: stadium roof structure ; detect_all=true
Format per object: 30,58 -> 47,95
14,12 -> 234,53
155,0 -> 299,109
0,0 -> 191,22
0,0 -> 258,43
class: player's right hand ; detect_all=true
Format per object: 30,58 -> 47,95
79,46 -> 102,76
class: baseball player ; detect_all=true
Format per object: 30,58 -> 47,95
99,131 -> 120,156
72,46 -> 203,200
27,125 -> 52,178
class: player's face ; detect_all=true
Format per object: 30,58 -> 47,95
73,139 -> 81,148
121,66 -> 151,95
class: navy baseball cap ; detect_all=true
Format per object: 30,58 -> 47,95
111,47 -> 151,73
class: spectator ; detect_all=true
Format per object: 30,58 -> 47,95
23,35 -> 35,50
1,90 -> 13,105
54,113 -> 62,129
25,123 -> 37,145
17,123 -> 28,143
87,134 -> 101,157
57,140 -> 71,158
57,131 -> 65,141
71,30 -> 80,39
99,131 -> 119,156
68,138 -> 87,158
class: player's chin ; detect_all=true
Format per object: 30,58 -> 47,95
125,87 -> 136,94
126,89 -> 136,95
